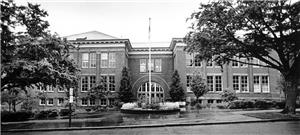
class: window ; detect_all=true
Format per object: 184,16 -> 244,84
101,76 -> 108,91
101,53 -> 108,68
82,53 -> 89,68
232,75 -> 249,93
233,76 -> 240,92
207,59 -> 213,67
58,86 -> 65,92
207,75 -> 222,92
252,58 -> 260,68
154,59 -> 161,72
81,76 -> 96,92
232,57 -> 248,68
140,59 -> 147,72
47,98 -> 54,105
253,76 -> 260,92
109,98 -> 115,106
90,99 -> 95,106
40,98 -> 46,105
149,59 -> 154,72
194,58 -> 202,67
81,76 -> 89,92
208,99 -> 214,104
186,75 -> 192,92
241,76 -> 248,92
90,76 -> 96,89
58,98 -> 64,106
109,53 -> 116,68
216,100 -> 222,104
100,99 -> 107,106
81,98 -> 88,106
47,85 -> 54,92
186,54 -> 193,67
262,76 -> 269,93
207,76 -> 214,92
109,76 -> 115,91
90,53 -> 96,68
215,76 -> 222,92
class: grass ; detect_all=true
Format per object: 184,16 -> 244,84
243,111 -> 300,119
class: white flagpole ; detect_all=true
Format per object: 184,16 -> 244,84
148,17 -> 151,104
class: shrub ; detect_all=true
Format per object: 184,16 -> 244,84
35,109 -> 59,119
253,100 -> 273,109
85,108 -> 91,112
227,100 -> 254,109
60,109 -> 71,116
1,111 -> 34,122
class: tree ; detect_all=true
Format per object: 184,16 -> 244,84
190,74 -> 209,103
169,70 -> 185,102
185,0 -> 300,114
88,77 -> 111,102
1,0 -> 79,109
118,67 -> 133,103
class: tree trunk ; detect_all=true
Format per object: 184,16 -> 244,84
281,78 -> 298,114
12,100 -> 16,112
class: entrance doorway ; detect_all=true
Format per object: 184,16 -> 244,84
137,82 -> 164,103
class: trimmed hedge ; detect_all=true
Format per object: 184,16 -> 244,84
1,111 -> 34,122
227,99 -> 300,109
35,110 -> 59,119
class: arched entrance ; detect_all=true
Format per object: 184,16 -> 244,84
137,82 -> 164,103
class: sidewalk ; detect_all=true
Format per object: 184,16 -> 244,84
2,109 -> 300,132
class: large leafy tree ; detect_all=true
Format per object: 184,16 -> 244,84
185,0 -> 300,113
118,67 -> 133,103
1,0 -> 78,110
190,74 -> 209,103
169,70 -> 185,102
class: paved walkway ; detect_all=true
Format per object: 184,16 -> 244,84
2,109 -> 300,132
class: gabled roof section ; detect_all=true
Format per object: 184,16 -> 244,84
65,31 -> 118,40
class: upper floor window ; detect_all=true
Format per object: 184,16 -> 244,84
82,53 -> 89,68
82,53 -> 96,68
140,59 -> 162,72
101,53 -> 116,68
186,53 -> 202,67
47,98 -> 54,106
232,57 -> 248,68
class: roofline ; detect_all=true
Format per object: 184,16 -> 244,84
64,30 -> 118,39
68,38 -> 133,50
169,38 -> 184,50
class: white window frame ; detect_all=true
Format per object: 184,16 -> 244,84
57,98 -> 64,106
140,59 -> 147,72
47,85 -> 54,92
154,59 -> 162,72
40,98 -> 46,105
206,74 -> 223,92
186,53 -> 193,67
101,53 -> 108,68
57,86 -> 65,93
47,98 -> 54,106
232,74 -> 249,93
82,53 -> 89,68
89,98 -> 96,106
186,74 -> 192,92
109,53 -> 116,68
81,98 -> 88,106
100,99 -> 107,106
253,75 -> 261,93
89,53 -> 96,68
81,76 -> 89,92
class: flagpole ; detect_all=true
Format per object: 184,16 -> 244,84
148,17 -> 151,104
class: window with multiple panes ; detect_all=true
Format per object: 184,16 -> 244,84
206,59 -> 213,67
232,75 -> 249,93
232,57 -> 248,68
207,76 -> 214,91
154,59 -> 161,72
47,98 -> 54,105
47,85 -> 54,92
100,99 -> 107,106
109,76 -> 115,91
208,99 -> 214,104
101,76 -> 107,91
81,76 -> 96,92
253,76 -> 260,92
140,59 -> 162,72
207,75 -> 222,92
81,98 -> 88,106
58,98 -> 64,106
109,98 -> 115,106
215,76 -> 222,92
140,59 -> 147,72
82,53 -> 89,68
261,76 -> 269,93
109,53 -> 116,68
186,54 -> 193,67
186,75 -> 192,92
81,76 -> 89,92
90,99 -> 95,106
89,53 -> 96,68
40,98 -> 46,105
101,53 -> 108,68
216,100 -> 222,104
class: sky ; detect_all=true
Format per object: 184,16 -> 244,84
16,0 -> 207,44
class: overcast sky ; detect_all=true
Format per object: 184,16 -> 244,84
17,0 -> 207,43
